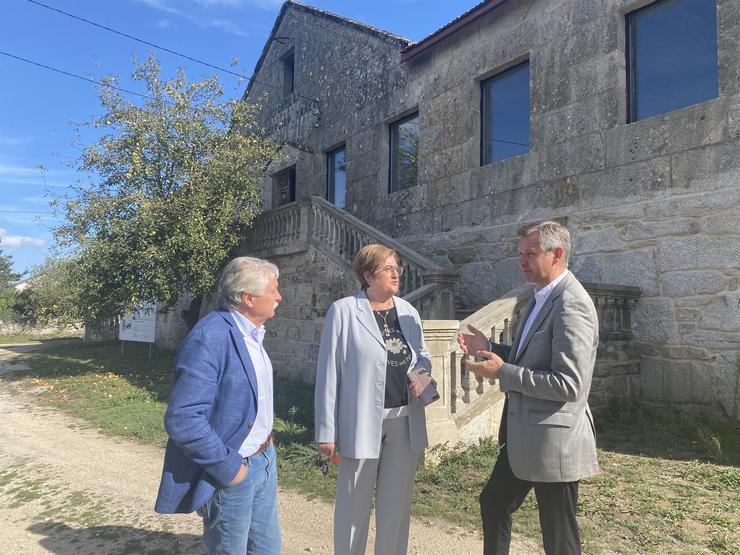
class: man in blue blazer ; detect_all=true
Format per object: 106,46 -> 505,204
155,256 -> 282,555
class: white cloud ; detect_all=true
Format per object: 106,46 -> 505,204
0,162 -> 78,189
157,18 -> 173,28
0,135 -> 32,148
0,163 -> 39,178
205,18 -> 249,36
0,228 -> 46,249
136,0 -> 270,35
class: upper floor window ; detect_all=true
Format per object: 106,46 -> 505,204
627,0 -> 718,122
389,113 -> 419,192
327,145 -> 346,208
274,165 -> 296,207
281,49 -> 295,96
481,61 -> 530,165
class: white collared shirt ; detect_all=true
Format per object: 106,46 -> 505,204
230,310 -> 274,457
515,270 -> 570,358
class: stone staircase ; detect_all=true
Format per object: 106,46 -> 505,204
245,197 -> 641,446
246,196 -> 458,319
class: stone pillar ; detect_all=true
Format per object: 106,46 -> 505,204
420,270 -> 459,319
422,319 -> 463,447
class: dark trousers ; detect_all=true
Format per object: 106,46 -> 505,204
479,446 -> 581,555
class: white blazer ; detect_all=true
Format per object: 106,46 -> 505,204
314,290 -> 432,459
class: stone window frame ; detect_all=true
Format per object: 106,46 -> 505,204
624,0 -> 720,123
281,48 -> 295,96
479,59 -> 531,166
326,143 -> 347,208
388,111 -> 420,193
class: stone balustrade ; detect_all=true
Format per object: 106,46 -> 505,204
422,281 -> 641,447
247,196 -> 458,318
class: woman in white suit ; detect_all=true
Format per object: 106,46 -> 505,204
314,243 -> 433,555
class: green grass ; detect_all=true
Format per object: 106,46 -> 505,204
9,341 -> 740,554
0,330 -> 83,344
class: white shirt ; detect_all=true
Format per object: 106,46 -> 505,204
230,310 -> 274,457
515,270 -> 570,358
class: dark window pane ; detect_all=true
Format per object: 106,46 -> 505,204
282,52 -> 294,95
390,113 -> 419,192
327,146 -> 346,208
481,61 -> 530,165
628,0 -> 718,121
275,166 -> 295,206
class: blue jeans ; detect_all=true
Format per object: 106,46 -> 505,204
198,443 -> 281,555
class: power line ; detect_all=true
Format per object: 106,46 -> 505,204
26,0 -> 245,79
0,50 -> 161,103
25,0 -> 320,106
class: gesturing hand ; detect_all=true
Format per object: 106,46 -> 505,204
464,350 -> 504,380
457,324 -> 488,355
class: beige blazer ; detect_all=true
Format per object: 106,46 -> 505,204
314,290 -> 431,459
498,271 -> 599,483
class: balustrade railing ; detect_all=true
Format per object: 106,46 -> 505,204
423,281 -> 640,447
248,196 -> 458,318
247,201 -> 305,254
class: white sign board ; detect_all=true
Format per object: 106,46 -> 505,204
119,302 -> 157,343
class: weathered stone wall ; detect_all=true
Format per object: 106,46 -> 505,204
395,0 -> 740,422
245,0 -> 740,421
246,4 -> 414,211
251,245 -> 359,382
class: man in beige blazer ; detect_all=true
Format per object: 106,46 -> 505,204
459,220 -> 599,555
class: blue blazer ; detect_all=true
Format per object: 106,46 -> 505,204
154,310 -> 259,514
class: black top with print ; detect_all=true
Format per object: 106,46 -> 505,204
373,307 -> 411,408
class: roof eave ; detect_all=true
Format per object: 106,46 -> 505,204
400,0 -> 512,63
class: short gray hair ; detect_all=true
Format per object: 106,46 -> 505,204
518,220 -> 572,267
217,256 -> 280,310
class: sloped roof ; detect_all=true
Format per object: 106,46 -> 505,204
244,0 -> 412,99
400,0 -> 512,62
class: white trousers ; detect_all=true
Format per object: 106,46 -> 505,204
334,415 -> 419,555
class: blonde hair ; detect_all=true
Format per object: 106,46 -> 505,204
352,244 -> 398,289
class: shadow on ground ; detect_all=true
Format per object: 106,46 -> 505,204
28,521 -> 201,555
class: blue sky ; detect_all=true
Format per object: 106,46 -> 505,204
0,0 -> 478,276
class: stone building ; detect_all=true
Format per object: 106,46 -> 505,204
160,0 -> 740,442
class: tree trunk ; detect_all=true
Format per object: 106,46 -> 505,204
182,294 -> 204,331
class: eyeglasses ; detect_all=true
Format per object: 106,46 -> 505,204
375,265 -> 404,276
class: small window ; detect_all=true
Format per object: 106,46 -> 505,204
389,113 -> 419,192
274,166 -> 296,207
281,50 -> 294,96
627,0 -> 718,122
481,61 -> 530,165
327,145 -> 346,208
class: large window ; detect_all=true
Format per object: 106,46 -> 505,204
274,166 -> 295,207
389,113 -> 419,192
327,145 -> 346,208
627,0 -> 718,122
481,61 -> 530,165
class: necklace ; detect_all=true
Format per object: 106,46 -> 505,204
369,298 -> 393,311
376,309 -> 392,337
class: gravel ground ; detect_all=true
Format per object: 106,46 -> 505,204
0,344 -> 540,554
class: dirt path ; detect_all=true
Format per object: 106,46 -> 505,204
0,344 -> 540,554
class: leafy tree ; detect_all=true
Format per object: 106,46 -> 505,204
0,249 -> 21,322
13,258 -> 82,327
54,55 -> 279,329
